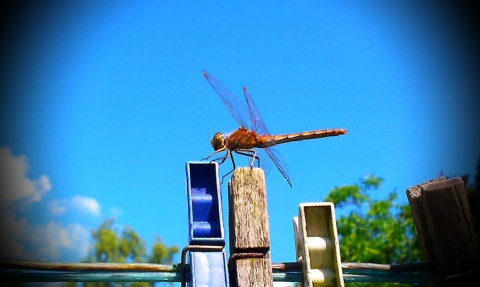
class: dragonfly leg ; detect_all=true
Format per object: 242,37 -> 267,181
209,154 -> 229,165
230,152 -> 237,170
202,149 -> 235,184
235,149 -> 260,168
217,155 -> 236,184
201,147 -> 228,163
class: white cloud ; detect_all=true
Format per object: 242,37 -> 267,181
0,147 -> 92,261
68,223 -> 91,258
29,222 -> 73,259
109,206 -> 123,218
48,196 -> 102,217
0,212 -> 90,261
48,199 -> 68,215
0,146 -> 51,209
71,195 -> 101,216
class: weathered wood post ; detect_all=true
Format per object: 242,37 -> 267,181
228,167 -> 273,287
407,177 -> 480,286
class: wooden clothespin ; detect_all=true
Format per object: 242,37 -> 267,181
228,167 -> 273,287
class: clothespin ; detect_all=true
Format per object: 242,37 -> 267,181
293,202 -> 344,287
185,162 -> 229,287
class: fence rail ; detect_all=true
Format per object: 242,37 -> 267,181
1,259 -> 438,284
3,166 -> 477,286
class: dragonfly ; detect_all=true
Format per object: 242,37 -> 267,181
202,70 -> 347,187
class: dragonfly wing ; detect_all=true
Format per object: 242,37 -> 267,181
243,87 -> 270,135
242,86 -> 271,135
203,70 -> 250,128
264,146 -> 292,187
255,148 -> 272,176
243,86 -> 292,187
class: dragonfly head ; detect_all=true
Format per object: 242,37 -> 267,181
211,132 -> 226,151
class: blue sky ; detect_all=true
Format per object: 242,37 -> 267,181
1,0 -> 479,277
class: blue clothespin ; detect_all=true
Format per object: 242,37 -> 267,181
293,202 -> 344,287
185,161 -> 229,287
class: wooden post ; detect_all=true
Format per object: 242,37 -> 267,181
407,177 -> 480,286
406,176 -> 447,263
228,167 -> 273,287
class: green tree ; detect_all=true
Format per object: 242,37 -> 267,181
86,219 -> 146,264
65,219 -> 179,287
324,175 -> 423,286
149,236 -> 179,264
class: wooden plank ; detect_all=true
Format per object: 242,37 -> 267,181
407,177 -> 480,286
406,176 -> 447,262
229,167 -> 270,252
229,252 -> 273,286
228,167 -> 273,287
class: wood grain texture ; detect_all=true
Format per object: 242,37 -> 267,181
228,167 -> 273,287
229,167 -> 270,252
407,177 -> 480,286
406,176 -> 447,262
229,252 -> 273,287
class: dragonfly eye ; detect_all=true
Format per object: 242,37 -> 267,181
211,132 -> 225,151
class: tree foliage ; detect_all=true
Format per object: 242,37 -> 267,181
85,219 -> 146,264
65,219 -> 179,287
324,175 -> 424,286
325,175 -> 423,264
325,166 -> 480,287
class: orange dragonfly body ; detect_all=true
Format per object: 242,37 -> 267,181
202,71 -> 347,187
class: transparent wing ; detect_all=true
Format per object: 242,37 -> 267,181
243,86 -> 292,187
242,86 -> 270,135
264,146 -> 292,187
203,70 -> 250,128
255,148 -> 272,176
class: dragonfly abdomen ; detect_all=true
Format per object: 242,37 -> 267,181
264,129 -> 347,146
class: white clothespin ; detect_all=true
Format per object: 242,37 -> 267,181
293,202 -> 344,287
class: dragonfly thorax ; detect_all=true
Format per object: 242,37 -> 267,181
211,132 -> 226,151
